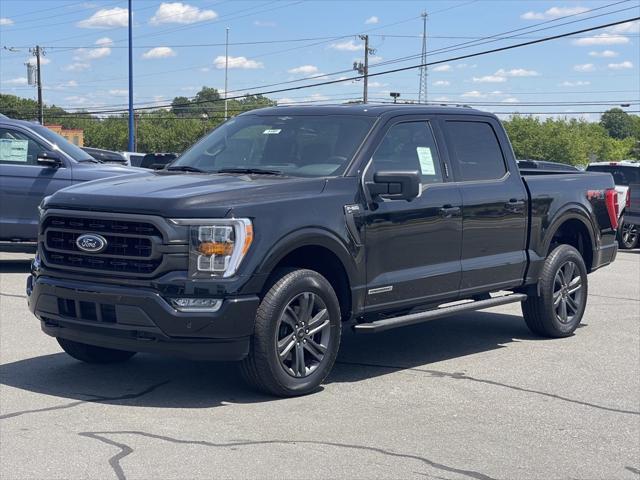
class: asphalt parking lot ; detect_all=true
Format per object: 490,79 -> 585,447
0,251 -> 638,480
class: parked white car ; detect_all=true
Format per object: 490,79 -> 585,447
119,151 -> 146,167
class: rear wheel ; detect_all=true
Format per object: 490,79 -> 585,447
522,244 -> 588,338
240,269 -> 341,397
57,338 -> 137,363
618,220 -> 639,249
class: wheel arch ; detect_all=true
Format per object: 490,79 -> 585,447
543,208 -> 596,272
255,228 -> 359,322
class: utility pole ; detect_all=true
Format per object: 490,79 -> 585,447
224,27 -> 230,120
28,46 -> 44,123
35,46 -> 43,124
353,35 -> 375,103
127,0 -> 134,152
418,12 -> 428,104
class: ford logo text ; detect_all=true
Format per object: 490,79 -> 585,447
76,233 -> 108,253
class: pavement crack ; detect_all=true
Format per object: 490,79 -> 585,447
0,380 -> 170,420
0,292 -> 27,299
336,361 -> 640,416
79,430 -> 498,480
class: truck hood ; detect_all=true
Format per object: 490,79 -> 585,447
46,171 -> 326,217
72,163 -> 146,181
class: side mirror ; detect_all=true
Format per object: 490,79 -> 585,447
367,170 -> 421,201
37,151 -> 63,168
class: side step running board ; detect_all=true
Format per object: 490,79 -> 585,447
354,293 -> 528,334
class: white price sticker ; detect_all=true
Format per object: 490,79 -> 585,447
416,146 -> 435,175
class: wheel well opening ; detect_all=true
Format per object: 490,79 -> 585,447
267,246 -> 352,322
549,219 -> 593,271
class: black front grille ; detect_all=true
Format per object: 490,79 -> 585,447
45,230 -> 153,258
42,215 -> 163,276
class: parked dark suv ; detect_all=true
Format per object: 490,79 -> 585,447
28,105 -> 618,396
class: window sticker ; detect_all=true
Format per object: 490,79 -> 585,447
416,146 -> 435,175
0,139 -> 29,162
263,129 -> 282,135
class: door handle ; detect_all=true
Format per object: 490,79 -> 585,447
505,199 -> 525,212
439,205 -> 461,217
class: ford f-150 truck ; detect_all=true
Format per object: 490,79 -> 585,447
27,105 -> 619,396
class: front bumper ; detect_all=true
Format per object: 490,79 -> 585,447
27,274 -> 259,361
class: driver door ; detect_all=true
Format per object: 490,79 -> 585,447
363,117 -> 462,313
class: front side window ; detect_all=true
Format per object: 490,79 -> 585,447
171,114 -> 374,177
446,121 -> 507,181
0,128 -> 45,166
371,121 -> 444,185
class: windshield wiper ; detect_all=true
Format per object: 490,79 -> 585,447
216,167 -> 283,175
166,165 -> 205,173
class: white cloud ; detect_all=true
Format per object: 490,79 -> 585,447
494,68 -> 539,77
142,46 -> 176,59
607,20 -> 639,34
109,89 -> 128,96
26,57 -> 51,66
64,62 -> 90,71
288,65 -> 319,75
57,80 -> 78,89
588,50 -> 618,57
95,37 -> 113,46
433,80 -> 450,86
4,77 -> 27,85
559,80 -> 591,87
473,75 -> 507,83
368,81 -> 388,88
368,55 -> 383,64
307,93 -> 329,102
573,63 -> 595,72
501,97 -> 520,103
150,2 -> 217,25
77,7 -> 128,28
461,90 -> 486,98
277,97 -> 295,105
0,17 -> 14,26
214,55 -> 263,69
64,95 -> 90,105
572,34 -> 629,46
365,16 -> 379,25
253,20 -> 276,27
329,40 -> 362,52
455,63 -> 477,69
521,6 -> 588,20
608,61 -> 633,70
432,64 -> 452,72
434,96 -> 450,102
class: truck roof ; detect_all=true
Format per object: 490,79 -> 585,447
242,103 -> 490,117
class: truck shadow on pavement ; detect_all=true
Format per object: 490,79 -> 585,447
0,311 -> 545,414
0,260 -> 32,274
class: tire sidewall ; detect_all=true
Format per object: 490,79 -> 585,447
258,270 -> 341,395
540,245 -> 588,336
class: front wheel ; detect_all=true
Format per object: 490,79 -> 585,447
618,220 -> 639,249
522,244 -> 588,338
57,338 -> 137,363
240,269 -> 341,397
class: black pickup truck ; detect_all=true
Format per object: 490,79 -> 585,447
27,105 -> 619,396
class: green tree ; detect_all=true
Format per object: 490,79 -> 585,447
600,108 -> 636,140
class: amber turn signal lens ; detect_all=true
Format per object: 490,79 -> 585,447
198,242 -> 234,256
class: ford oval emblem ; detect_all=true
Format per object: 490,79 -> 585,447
76,233 -> 107,253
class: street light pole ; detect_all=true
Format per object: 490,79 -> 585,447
127,0 -> 134,152
224,27 -> 229,120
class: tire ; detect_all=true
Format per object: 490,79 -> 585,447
57,338 -> 137,364
240,268 -> 342,397
521,244 -> 588,338
618,219 -> 639,249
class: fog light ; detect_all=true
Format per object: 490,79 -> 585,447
170,298 -> 222,312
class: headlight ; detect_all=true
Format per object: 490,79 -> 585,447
171,218 -> 253,277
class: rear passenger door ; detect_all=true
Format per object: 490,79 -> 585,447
441,116 -> 528,295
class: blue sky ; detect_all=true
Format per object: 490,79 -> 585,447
0,0 -> 638,119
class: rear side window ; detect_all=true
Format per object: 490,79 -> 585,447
586,165 -> 640,185
446,121 -> 506,181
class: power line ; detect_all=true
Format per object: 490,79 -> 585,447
6,16 -> 638,117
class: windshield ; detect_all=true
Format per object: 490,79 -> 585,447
31,124 -> 94,162
171,114 -> 375,177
